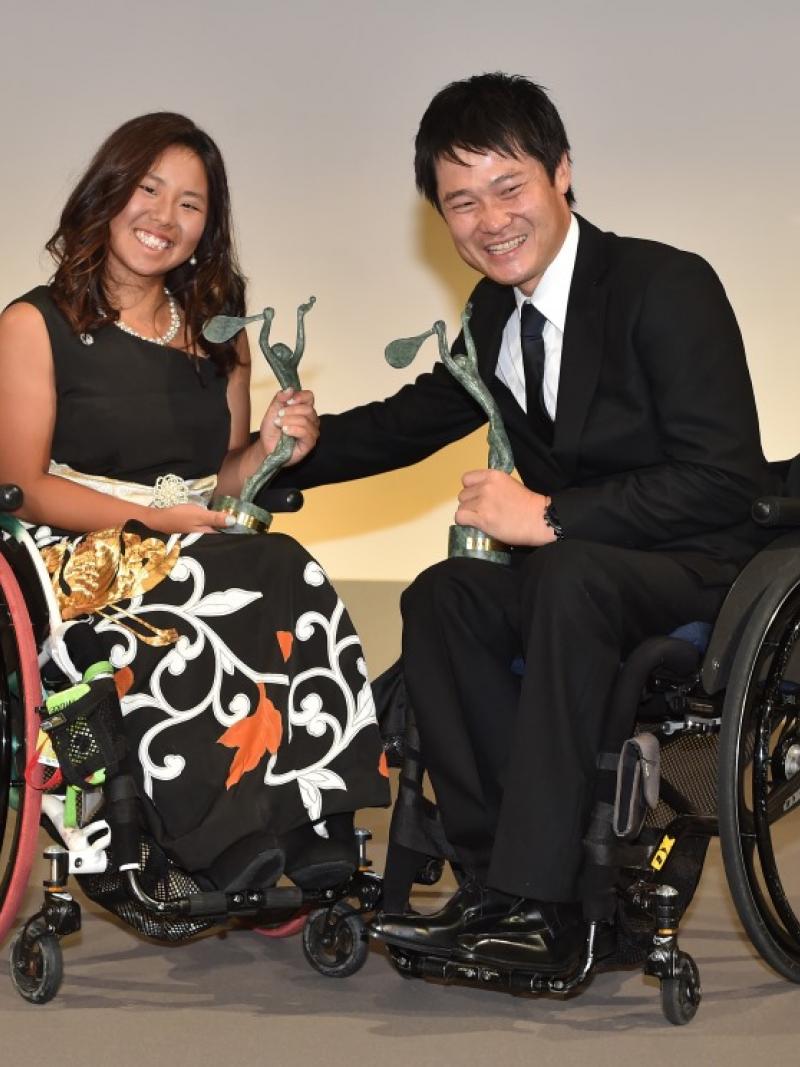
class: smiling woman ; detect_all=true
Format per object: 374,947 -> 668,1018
0,112 -> 389,903
43,113 -> 243,374
106,145 -> 209,341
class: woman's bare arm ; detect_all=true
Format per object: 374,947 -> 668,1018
0,302 -> 230,535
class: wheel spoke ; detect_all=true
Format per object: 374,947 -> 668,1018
720,576 -> 800,979
749,628 -> 800,943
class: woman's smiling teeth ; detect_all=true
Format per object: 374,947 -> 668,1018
486,235 -> 527,255
134,228 -> 173,251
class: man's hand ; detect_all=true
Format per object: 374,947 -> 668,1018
456,470 -> 555,546
259,388 -> 320,466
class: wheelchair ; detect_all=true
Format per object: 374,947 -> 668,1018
372,464 -> 800,1025
0,485 -> 382,1004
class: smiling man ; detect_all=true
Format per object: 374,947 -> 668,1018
271,73 -> 775,968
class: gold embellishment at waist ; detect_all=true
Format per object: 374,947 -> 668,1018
48,462 -> 217,508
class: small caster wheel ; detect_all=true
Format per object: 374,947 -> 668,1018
302,902 -> 369,978
387,945 -> 419,980
661,953 -> 701,1025
9,928 -> 63,1004
414,858 -> 444,887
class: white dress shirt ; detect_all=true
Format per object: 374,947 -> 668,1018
495,213 -> 579,420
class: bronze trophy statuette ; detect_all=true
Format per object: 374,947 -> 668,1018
385,304 -> 514,565
202,297 -> 315,534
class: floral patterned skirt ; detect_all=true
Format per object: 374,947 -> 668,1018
34,524 -> 390,878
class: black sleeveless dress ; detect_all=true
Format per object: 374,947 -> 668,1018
15,286 -> 390,884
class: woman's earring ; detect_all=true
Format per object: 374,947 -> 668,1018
189,254 -> 198,266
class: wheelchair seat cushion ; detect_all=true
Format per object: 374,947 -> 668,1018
668,621 -> 712,655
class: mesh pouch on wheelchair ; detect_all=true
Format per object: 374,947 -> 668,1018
77,836 -> 214,942
39,675 -> 127,788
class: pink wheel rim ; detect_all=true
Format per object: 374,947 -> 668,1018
253,913 -> 308,939
0,553 -> 43,944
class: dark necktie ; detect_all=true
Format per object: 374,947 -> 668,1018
519,301 -> 548,416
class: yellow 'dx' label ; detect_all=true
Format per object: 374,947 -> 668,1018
36,729 -> 59,768
651,834 -> 676,871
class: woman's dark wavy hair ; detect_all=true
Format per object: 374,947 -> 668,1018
415,73 -> 575,212
46,112 -> 246,373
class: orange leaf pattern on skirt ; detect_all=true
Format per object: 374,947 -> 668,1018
378,750 -> 389,778
217,682 -> 284,789
114,666 -> 134,699
276,630 -> 293,662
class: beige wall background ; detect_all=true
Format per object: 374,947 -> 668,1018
2,0 -> 798,580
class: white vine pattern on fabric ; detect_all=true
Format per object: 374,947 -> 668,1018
263,560 -> 378,821
94,552 -> 289,796
51,538 -> 379,819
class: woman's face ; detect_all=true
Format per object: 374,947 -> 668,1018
107,145 -> 209,287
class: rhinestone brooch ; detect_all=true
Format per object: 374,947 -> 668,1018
152,474 -> 190,508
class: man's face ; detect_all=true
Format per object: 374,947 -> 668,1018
434,149 -> 572,295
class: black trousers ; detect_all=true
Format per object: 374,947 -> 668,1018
400,540 -> 728,902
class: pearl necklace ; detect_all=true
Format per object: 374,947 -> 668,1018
114,287 -> 181,346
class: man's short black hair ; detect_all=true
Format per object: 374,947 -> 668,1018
414,72 -> 574,211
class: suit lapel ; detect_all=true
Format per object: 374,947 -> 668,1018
552,216 -> 611,479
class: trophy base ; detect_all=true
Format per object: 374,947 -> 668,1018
210,496 -> 273,535
448,524 -> 511,565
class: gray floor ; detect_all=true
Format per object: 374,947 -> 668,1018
3,580 -> 799,1064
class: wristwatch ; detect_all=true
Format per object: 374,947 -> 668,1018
543,499 -> 565,541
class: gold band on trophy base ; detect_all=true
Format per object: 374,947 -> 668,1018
448,524 -> 511,565
210,495 -> 273,535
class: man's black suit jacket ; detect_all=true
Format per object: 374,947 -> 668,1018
275,215 -> 777,586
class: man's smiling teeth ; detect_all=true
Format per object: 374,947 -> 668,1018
134,229 -> 172,251
486,235 -> 526,254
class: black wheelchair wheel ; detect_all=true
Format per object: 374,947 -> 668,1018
660,952 -> 701,1026
0,552 -> 43,945
718,572 -> 800,982
302,902 -> 369,978
9,926 -> 63,1004
414,857 -> 444,887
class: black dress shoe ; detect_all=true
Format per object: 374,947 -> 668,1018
371,881 -> 513,955
455,899 -> 586,972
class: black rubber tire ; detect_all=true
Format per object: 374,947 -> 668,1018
9,929 -> 63,1004
718,573 -> 800,982
302,902 -> 369,978
660,953 -> 701,1026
